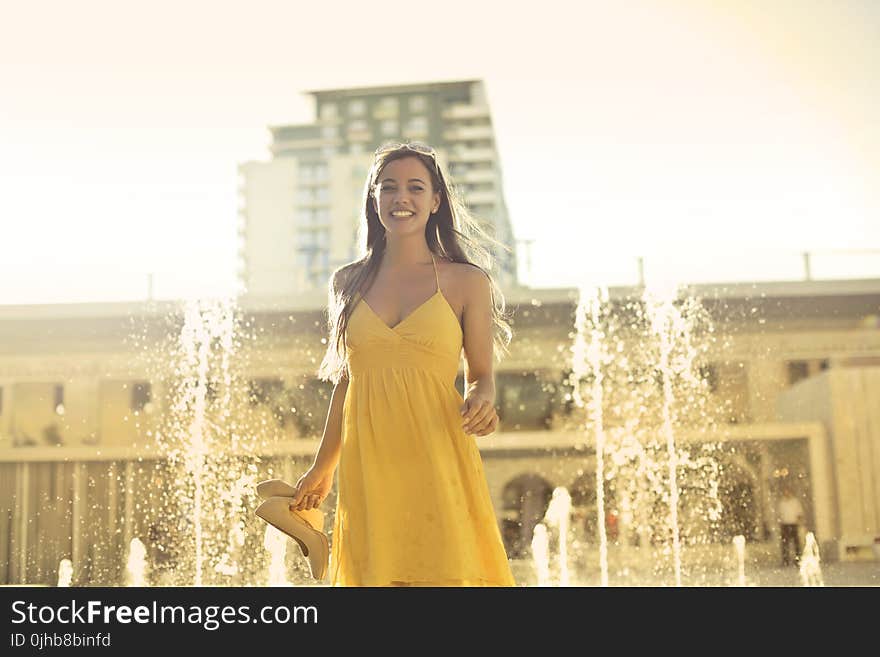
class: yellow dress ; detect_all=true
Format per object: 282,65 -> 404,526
329,255 -> 516,586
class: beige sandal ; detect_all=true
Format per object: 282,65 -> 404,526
255,478 -> 298,500
255,495 -> 329,581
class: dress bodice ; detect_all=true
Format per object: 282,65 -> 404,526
345,255 -> 462,383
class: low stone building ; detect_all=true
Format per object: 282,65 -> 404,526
1,277 -> 878,585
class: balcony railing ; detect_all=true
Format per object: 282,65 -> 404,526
442,125 -> 494,141
457,168 -> 496,184
447,147 -> 496,163
441,104 -> 490,120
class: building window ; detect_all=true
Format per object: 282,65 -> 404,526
787,360 -> 810,386
348,119 -> 368,132
496,371 -> 553,430
131,382 -> 152,412
245,377 -> 298,430
409,95 -> 427,112
380,119 -> 398,137
288,377 -> 334,438
404,116 -> 428,136
348,99 -> 366,116
375,97 -> 399,117
295,251 -> 310,269
786,358 -> 830,386
299,228 -> 329,249
299,162 -> 328,182
698,364 -> 719,393
297,187 -> 328,204
448,163 -> 468,177
320,102 -> 338,120
321,125 -> 337,139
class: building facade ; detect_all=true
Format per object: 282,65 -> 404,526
1,276 -> 878,585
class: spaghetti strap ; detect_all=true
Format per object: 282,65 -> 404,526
431,254 -> 441,296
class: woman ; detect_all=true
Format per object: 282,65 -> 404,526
290,140 -> 516,586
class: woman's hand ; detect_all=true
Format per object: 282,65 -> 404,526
289,467 -> 334,512
460,385 -> 499,437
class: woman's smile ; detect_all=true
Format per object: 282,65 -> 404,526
390,210 -> 416,221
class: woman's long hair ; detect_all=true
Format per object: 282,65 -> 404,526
316,144 -> 514,385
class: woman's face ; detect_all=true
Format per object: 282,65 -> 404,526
372,156 -> 441,238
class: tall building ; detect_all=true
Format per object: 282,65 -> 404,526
237,80 -> 518,303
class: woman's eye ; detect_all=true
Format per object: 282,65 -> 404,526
380,186 -> 423,193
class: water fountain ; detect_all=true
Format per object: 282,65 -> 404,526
732,535 -> 746,586
530,523 -> 551,587
799,532 -> 824,587
263,525 -> 293,587
15,281 -> 820,588
119,289 -> 833,588
566,279 -> 728,586
646,285 -> 686,586
570,287 -> 610,586
57,559 -> 73,587
124,538 -> 148,586
543,487 -> 573,586
126,297 -> 303,586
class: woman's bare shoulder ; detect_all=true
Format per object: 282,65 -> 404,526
440,260 -> 490,305
439,258 -> 486,277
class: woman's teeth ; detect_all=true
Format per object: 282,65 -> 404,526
391,211 -> 414,218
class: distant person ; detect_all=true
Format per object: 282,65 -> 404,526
777,487 -> 805,566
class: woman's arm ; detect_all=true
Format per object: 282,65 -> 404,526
311,372 -> 348,476
290,368 -> 348,511
460,267 -> 499,436
291,266 -> 353,511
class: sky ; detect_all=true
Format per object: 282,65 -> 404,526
1,0 -> 878,305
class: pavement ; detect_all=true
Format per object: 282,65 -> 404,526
509,541 -> 880,587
